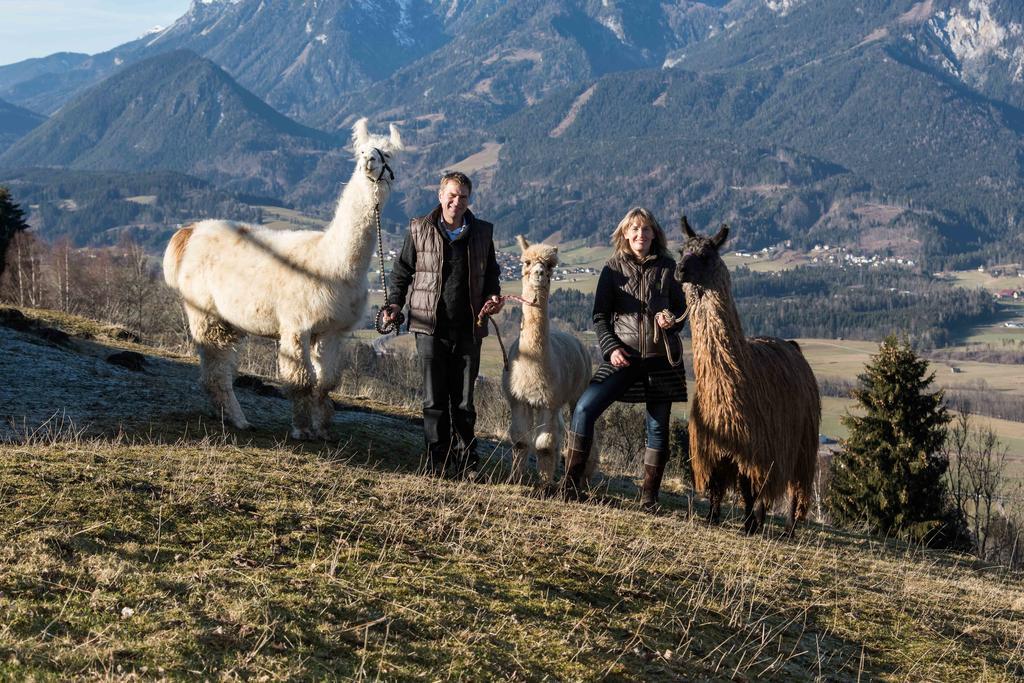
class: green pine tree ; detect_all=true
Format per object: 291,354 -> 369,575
826,335 -> 959,546
0,186 -> 30,280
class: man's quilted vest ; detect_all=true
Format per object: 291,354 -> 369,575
407,207 -> 493,339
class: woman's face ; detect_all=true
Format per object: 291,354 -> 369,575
625,220 -> 654,258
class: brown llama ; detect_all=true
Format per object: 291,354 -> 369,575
675,217 -> 820,535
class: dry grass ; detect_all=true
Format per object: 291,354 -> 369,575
3,306 -> 1023,679
1,426 -> 1022,680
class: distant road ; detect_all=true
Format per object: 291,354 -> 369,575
803,340 -> 874,356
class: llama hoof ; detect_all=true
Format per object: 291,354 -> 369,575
561,485 -> 588,503
741,518 -> 762,535
290,427 -> 316,441
640,500 -> 661,514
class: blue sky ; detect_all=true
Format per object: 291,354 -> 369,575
0,1 -> 191,66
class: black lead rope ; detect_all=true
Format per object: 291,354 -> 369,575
371,162 -> 403,336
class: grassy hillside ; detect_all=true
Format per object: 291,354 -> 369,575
1,305 -> 1023,678
2,432 -> 1022,680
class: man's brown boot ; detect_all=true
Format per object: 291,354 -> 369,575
563,431 -> 591,501
640,447 -> 668,511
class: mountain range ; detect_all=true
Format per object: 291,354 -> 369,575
0,97 -> 44,153
0,0 -> 1023,266
0,50 -> 345,201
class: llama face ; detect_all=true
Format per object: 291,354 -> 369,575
675,217 -> 729,287
515,235 -> 558,290
522,256 -> 555,289
351,118 -> 404,185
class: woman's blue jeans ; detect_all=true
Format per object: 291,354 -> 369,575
570,362 -> 672,450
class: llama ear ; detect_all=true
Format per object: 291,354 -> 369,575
712,224 -> 730,248
352,117 -> 369,146
516,235 -> 530,252
681,215 -> 696,238
388,123 -> 404,150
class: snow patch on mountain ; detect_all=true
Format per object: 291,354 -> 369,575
600,15 -> 627,43
765,0 -> 804,17
394,0 -> 416,48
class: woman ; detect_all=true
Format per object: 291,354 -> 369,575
566,207 -> 687,508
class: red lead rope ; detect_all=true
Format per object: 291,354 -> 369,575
476,293 -> 540,372
475,293 -> 538,328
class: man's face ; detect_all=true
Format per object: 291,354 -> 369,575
439,180 -> 470,226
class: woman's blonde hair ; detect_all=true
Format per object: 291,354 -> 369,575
611,207 -> 668,258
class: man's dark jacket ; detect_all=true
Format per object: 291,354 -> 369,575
388,206 -> 501,340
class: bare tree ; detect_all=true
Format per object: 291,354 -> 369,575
599,403 -> 648,474
945,411 -> 1019,565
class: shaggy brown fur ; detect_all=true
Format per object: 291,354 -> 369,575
164,225 -> 194,284
676,217 -> 820,535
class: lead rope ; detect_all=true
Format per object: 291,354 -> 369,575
653,308 -> 689,367
372,175 -> 404,335
476,293 -> 540,372
489,317 -> 510,371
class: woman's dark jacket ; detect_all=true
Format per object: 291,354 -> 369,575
590,251 -> 687,403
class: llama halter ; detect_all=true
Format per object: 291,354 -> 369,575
371,147 -> 394,183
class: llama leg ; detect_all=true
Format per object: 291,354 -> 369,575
197,343 -> 250,429
534,408 -> 558,486
187,306 -> 249,429
706,462 -> 732,525
785,491 -> 801,538
739,474 -> 758,534
311,333 -> 345,437
708,492 -> 722,524
279,329 -> 316,440
508,402 -> 532,483
789,449 -> 817,536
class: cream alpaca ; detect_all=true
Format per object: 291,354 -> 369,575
676,218 -> 820,535
502,236 -> 594,484
163,118 -> 403,438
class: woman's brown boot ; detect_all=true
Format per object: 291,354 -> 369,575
640,447 -> 668,511
563,431 -> 592,501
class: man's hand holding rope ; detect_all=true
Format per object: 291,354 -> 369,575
478,295 -> 505,320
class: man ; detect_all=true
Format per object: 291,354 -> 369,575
383,171 -> 503,476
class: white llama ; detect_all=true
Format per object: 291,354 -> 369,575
502,236 -> 594,484
163,118 -> 403,439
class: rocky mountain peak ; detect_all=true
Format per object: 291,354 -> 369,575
926,0 -> 1024,84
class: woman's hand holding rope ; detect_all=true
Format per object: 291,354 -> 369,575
655,309 -> 677,330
